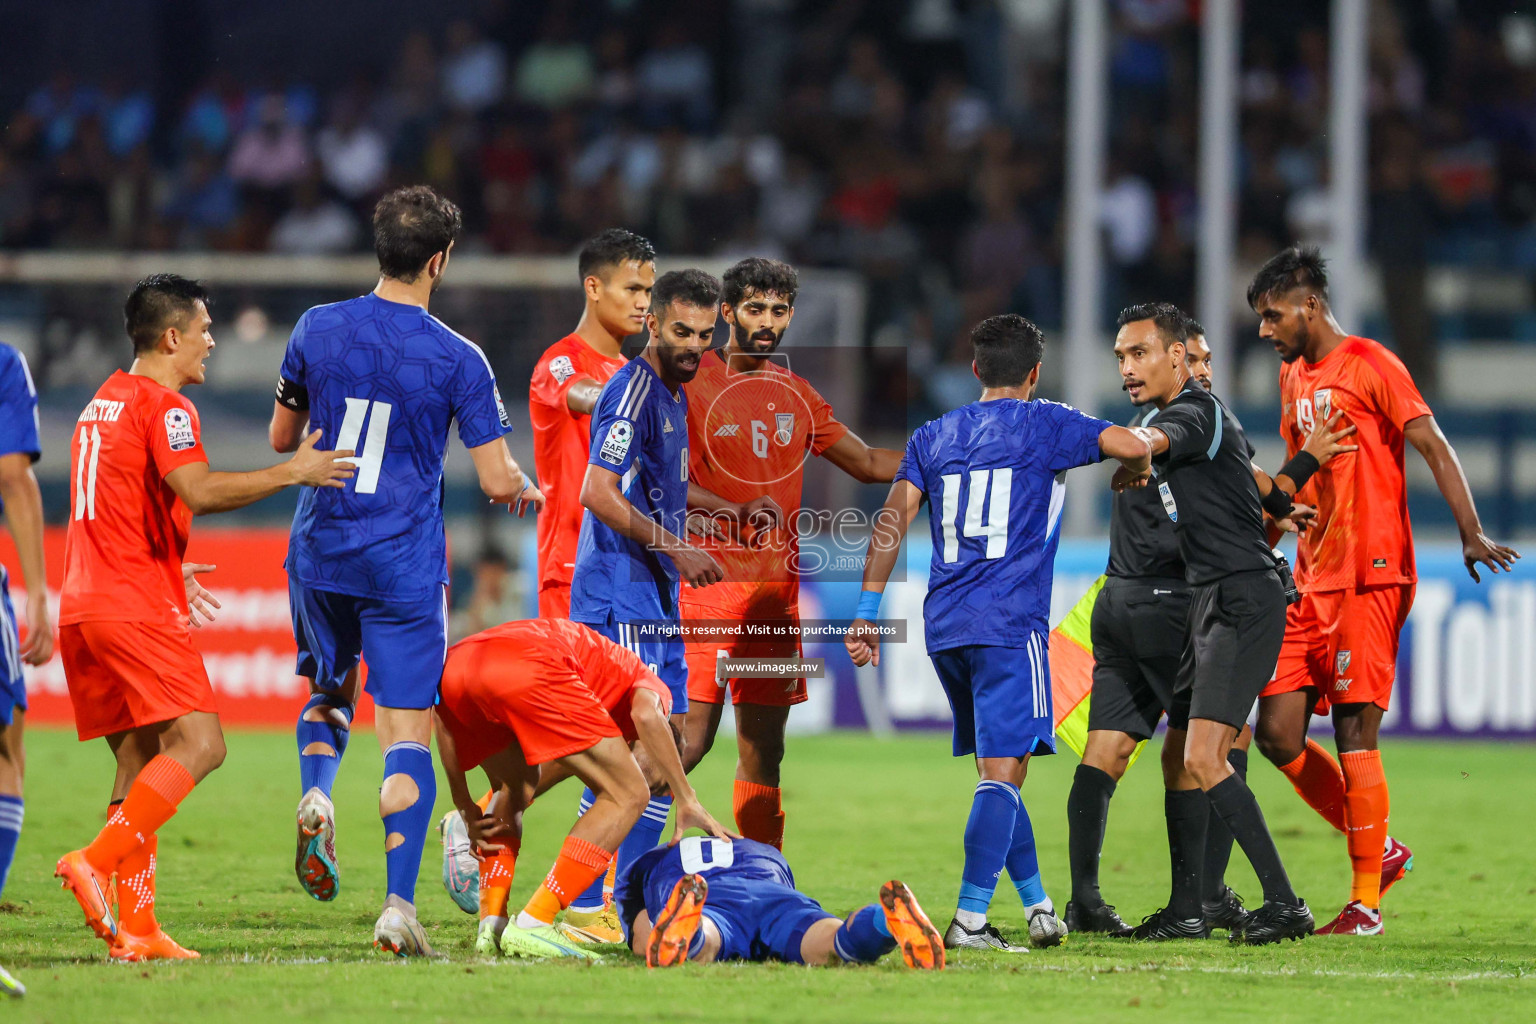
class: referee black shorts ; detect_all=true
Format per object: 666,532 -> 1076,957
1087,577 -> 1190,742
1168,568 -> 1286,731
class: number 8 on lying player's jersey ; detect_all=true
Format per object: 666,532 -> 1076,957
896,398 -> 1111,759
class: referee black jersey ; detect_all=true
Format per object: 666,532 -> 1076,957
1107,405 -> 1183,580
1148,379 -> 1276,585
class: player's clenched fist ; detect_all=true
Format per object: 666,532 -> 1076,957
845,618 -> 882,667
672,544 -> 725,588
287,429 -> 356,488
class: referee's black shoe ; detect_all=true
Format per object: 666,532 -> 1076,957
1201,886 -> 1251,933
1065,901 -> 1133,937
1129,907 -> 1210,940
1231,899 -> 1314,945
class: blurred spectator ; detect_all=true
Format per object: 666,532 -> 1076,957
163,148 -> 240,248
514,10 -> 594,109
441,19 -> 507,113
448,547 -> 521,643
1101,154 -> 1156,266
635,24 -> 714,131
228,95 -> 310,190
316,100 -> 388,202
269,174 -> 358,254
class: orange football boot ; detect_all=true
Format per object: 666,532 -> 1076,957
646,874 -> 708,968
55,850 -> 118,942
110,929 -> 201,962
879,880 -> 945,970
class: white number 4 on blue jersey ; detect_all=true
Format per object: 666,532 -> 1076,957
337,397 -> 392,494
678,836 -> 735,873
939,468 -> 1012,562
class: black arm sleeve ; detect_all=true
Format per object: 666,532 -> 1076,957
1260,482 -> 1295,519
1151,395 -> 1217,467
275,376 -> 309,412
1277,450 -> 1321,493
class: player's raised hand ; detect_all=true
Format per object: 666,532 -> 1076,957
1462,532 -> 1521,583
19,588 -> 53,665
288,430 -> 356,489
845,618 -> 882,667
673,544 -> 725,588
1272,503 -> 1318,535
671,795 -> 737,845
1111,465 -> 1151,492
1303,410 -> 1359,466
512,482 -> 545,518
182,562 -> 222,628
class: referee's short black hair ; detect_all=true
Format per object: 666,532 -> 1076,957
124,274 -> 209,354
1116,302 -> 1190,349
1247,244 -> 1330,310
970,314 -> 1045,388
578,228 -> 656,283
722,257 -> 798,308
373,185 -> 462,283
650,269 -> 721,317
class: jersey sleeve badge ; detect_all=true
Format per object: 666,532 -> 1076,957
164,407 -> 197,451
600,419 -> 635,465
774,412 -> 795,446
550,355 -> 576,384
493,382 -> 511,428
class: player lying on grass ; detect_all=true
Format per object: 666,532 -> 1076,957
618,836 -> 943,970
433,617 -> 733,959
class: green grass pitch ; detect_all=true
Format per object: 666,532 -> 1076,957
0,729 -> 1531,1022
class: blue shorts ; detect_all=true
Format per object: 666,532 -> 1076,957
0,572 -> 26,726
703,876 -> 834,964
931,637 -> 1055,759
581,615 -> 688,715
289,579 -> 446,710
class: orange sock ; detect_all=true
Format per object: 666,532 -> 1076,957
476,789 -> 493,813
733,780 -> 785,849
521,836 -> 613,925
1277,738 -> 1346,834
118,833 -> 159,936
602,856 -> 617,899
478,838 -> 520,919
85,756 -> 194,874
1340,750 -> 1389,909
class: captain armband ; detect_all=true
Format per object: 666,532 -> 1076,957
275,376 -> 310,412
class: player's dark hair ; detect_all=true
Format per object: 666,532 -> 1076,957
970,314 -> 1045,388
1116,302 -> 1190,349
1246,244 -> 1330,310
1183,315 -> 1206,338
373,185 -> 463,283
578,228 -> 657,282
722,257 -> 798,308
650,268 -> 721,317
124,274 -> 210,354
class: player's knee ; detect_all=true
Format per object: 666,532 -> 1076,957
1082,733 -> 1135,781
198,733 -> 227,776
1182,747 -> 1226,789
611,771 -> 650,823
1252,720 -> 1301,766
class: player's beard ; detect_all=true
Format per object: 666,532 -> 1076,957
733,320 -> 783,358
1279,319 -> 1309,363
662,346 -> 702,383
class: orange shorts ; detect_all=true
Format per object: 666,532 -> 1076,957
538,582 -> 571,619
437,641 -> 624,770
1264,584 -> 1414,713
61,620 -> 217,741
684,620 -> 808,708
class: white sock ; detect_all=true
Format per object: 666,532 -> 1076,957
954,908 -> 987,931
1025,896 -> 1055,917
479,915 -> 507,935
515,910 -> 550,930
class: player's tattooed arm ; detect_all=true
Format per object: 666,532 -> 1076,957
1405,415 -> 1522,582
0,451 -> 51,664
565,377 -> 604,415
845,479 -> 923,668
467,438 -> 544,516
628,687 -> 735,843
583,466 -> 725,587
820,431 -> 904,484
166,430 -> 356,514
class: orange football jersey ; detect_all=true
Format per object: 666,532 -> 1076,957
682,349 -> 849,619
1278,336 -> 1431,592
60,371 -> 208,626
529,334 -> 625,590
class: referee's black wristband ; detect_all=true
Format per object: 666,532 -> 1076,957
1277,450 -> 1321,492
1260,483 -> 1294,519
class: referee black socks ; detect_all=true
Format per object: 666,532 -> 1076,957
1206,772 -> 1298,906
1164,788 -> 1209,920
1202,748 -> 1248,900
1067,764 -> 1117,907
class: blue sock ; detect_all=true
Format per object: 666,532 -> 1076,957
296,693 -> 352,797
0,796 -> 21,900
958,780 -> 1021,918
569,788 -> 607,913
381,741 -> 435,906
833,904 -> 896,963
614,795 -> 671,890
1005,792 -> 1048,907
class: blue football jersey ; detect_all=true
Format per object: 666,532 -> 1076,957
569,357 -> 690,625
897,398 -> 1110,652
0,345 -> 41,480
616,837 -> 795,932
279,293 -> 512,601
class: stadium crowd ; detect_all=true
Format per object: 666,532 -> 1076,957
3,0 -> 1536,395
